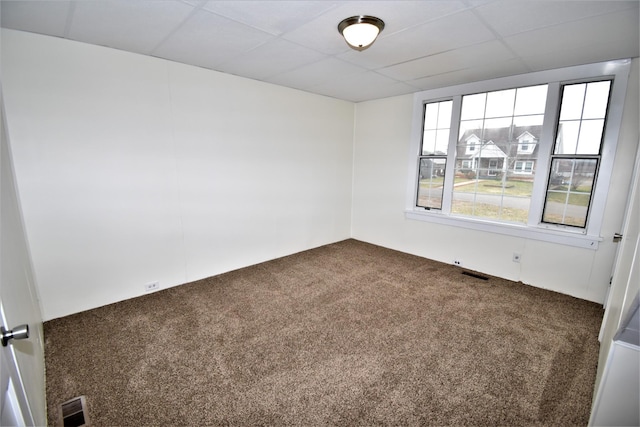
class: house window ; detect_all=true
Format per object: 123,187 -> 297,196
514,161 -> 534,174
517,133 -> 537,154
406,60 -> 630,249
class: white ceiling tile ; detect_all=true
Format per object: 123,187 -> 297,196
202,1 -> 337,35
410,58 -> 529,91
475,0 -> 640,37
503,10 -> 640,66
464,0 -> 497,6
338,9 -> 496,70
266,58 -> 365,91
180,0 -> 207,6
215,39 -> 326,80
152,9 -> 274,69
68,0 -> 195,54
522,45 -> 639,74
522,51 -> 631,75
0,1 -> 71,37
377,40 -> 514,81
279,14 -> 353,55
311,71 -> 417,102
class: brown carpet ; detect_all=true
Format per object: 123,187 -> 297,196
44,239 -> 603,426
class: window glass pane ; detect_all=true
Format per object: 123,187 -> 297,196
423,100 -> 452,130
514,114 -> 544,127
543,158 -> 597,227
434,129 -> 450,154
577,119 -> 605,154
555,121 -> 579,154
419,100 -> 452,209
583,81 -> 611,119
417,158 -> 446,209
556,81 -> 611,156
486,89 -> 516,118
422,129 -> 451,155
422,130 -> 436,155
559,83 -> 585,120
451,189 -> 532,223
424,103 -> 439,129
438,101 -> 453,127
422,100 -> 452,155
484,117 -> 513,129
461,93 -> 486,120
514,85 -> 548,116
454,85 -> 544,223
459,119 -> 484,139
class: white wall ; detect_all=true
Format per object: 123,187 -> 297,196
352,59 -> 639,303
1,29 -> 354,320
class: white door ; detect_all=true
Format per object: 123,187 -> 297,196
1,91 -> 46,426
597,140 -> 640,378
1,302 -> 31,426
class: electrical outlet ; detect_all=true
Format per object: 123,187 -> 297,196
512,253 -> 521,263
453,259 -> 463,267
144,281 -> 160,292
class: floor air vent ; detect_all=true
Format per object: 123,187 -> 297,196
58,395 -> 90,427
462,271 -> 489,281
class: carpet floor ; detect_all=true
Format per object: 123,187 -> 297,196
44,239 -> 603,426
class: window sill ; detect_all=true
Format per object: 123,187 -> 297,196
405,209 -> 602,250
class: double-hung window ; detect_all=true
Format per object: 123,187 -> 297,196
406,60 -> 631,249
417,100 -> 452,210
542,81 -> 611,228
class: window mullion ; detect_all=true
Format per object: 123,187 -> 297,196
441,95 -> 462,214
527,82 -> 561,226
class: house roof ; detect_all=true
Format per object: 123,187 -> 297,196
468,141 -> 508,159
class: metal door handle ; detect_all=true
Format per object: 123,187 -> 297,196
1,324 -> 29,346
613,233 -> 623,242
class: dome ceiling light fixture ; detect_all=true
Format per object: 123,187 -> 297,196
338,15 -> 385,51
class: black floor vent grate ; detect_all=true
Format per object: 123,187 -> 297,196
462,271 -> 489,281
58,395 -> 90,427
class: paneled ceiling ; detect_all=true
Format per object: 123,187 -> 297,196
1,0 -> 638,102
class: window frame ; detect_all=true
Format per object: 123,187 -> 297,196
405,60 -> 631,250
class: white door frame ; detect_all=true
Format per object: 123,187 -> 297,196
599,139 -> 640,342
595,137 -> 640,393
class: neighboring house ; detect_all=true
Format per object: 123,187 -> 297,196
456,125 -> 542,179
419,158 -> 446,179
